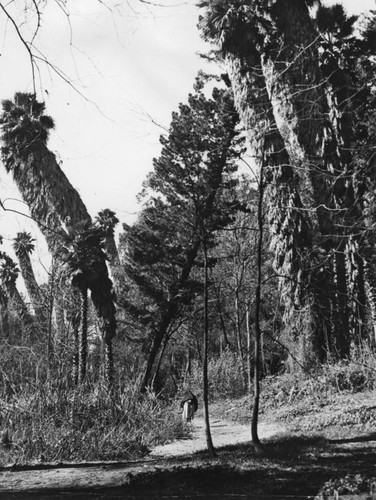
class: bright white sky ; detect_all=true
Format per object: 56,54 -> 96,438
0,0 -> 374,286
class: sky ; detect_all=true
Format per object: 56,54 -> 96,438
0,0 -> 375,286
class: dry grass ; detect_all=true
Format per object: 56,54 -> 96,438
0,382 -> 187,465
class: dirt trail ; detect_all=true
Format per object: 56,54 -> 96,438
0,415 -> 285,493
151,415 -> 285,457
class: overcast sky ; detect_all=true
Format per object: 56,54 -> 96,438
0,0 -> 374,284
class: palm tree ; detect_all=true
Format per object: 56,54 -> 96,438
198,0 -> 322,364
0,93 -> 117,383
0,253 -> 33,328
95,209 -> 121,291
95,209 -> 120,267
13,231 -> 47,330
62,223 -> 116,385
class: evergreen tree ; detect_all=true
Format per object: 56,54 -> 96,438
120,73 -> 243,391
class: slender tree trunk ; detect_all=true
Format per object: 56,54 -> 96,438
140,239 -> 201,392
72,316 -> 79,386
78,288 -> 88,383
251,153 -> 264,455
234,286 -> 245,365
246,304 -> 252,395
104,336 -> 114,387
202,237 -> 216,458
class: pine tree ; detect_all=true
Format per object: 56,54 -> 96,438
120,73 -> 243,391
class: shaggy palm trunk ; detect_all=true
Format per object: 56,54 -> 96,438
261,0 -> 366,355
225,50 -> 318,366
0,292 -> 9,339
202,237 -> 216,458
78,288 -> 88,383
104,233 -> 121,294
362,236 -> 376,343
3,142 -> 117,363
7,283 -> 33,328
17,252 -> 47,331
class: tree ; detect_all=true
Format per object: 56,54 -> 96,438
13,231 -> 47,330
62,223 -> 116,385
95,209 -> 120,270
120,73 -> 243,392
198,1 -> 316,366
0,253 -> 33,329
0,93 -> 117,383
198,0 -> 374,365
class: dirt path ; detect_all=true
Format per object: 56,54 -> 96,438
0,415 -> 285,494
151,415 -> 285,457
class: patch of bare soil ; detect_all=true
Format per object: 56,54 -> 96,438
1,392 -> 376,499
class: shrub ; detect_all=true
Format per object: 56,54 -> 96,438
0,381 -> 187,465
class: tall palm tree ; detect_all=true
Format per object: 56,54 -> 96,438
198,0 -> 371,360
198,0 -> 324,364
95,209 -> 121,292
0,93 -> 117,383
0,253 -> 33,327
95,209 -> 120,267
13,231 -> 47,330
62,223 -> 116,385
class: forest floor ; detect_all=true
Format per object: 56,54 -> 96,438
1,390 -> 376,499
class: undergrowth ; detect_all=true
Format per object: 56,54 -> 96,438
0,382 -> 186,465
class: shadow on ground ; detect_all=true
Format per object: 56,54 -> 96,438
2,432 -> 376,499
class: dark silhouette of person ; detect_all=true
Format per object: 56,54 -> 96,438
180,389 -> 198,423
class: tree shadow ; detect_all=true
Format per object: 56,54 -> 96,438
328,432 -> 376,445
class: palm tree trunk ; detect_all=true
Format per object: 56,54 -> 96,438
362,236 -> 376,343
8,284 -> 34,328
78,287 -> 88,383
17,253 -> 47,331
225,51 -> 319,366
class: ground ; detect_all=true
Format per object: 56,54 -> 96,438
1,391 -> 376,499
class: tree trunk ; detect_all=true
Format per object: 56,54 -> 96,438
72,315 -> 79,386
225,51 -> 318,366
6,145 -> 117,351
104,336 -> 114,387
251,151 -> 265,455
202,237 -> 216,458
140,239 -> 202,392
246,304 -> 252,395
78,287 -> 88,383
362,236 -> 376,343
8,283 -> 34,328
17,252 -> 47,331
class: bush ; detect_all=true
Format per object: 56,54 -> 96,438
0,381 -> 187,465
